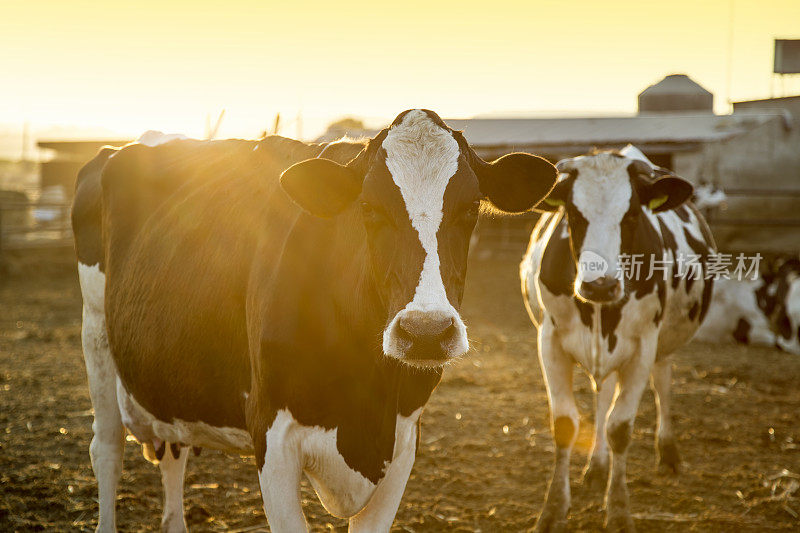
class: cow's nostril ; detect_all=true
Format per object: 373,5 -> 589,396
435,320 -> 456,342
396,321 -> 414,342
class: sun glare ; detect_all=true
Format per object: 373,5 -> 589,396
2,0 -> 800,141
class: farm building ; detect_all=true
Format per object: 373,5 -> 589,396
448,75 -> 800,254
0,140 -> 129,257
312,75 -> 799,254
36,139 -> 130,199
17,75 -> 800,256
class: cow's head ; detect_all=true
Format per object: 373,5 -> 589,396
280,109 -> 557,367
539,150 -> 693,304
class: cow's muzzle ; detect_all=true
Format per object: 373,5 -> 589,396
383,309 -> 467,366
577,275 -> 622,303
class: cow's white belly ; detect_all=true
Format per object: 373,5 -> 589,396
262,408 -> 419,518
116,378 -> 253,453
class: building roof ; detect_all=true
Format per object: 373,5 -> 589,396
639,74 -> 712,97
638,74 -> 714,113
733,94 -> 800,106
445,112 -> 785,150
37,139 -> 131,158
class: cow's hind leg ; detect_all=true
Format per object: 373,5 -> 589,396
535,322 -> 578,533
582,373 -> 616,491
159,443 -> 190,532
79,265 -> 125,532
651,359 -> 679,473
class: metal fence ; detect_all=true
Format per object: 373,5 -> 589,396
1,189 -> 798,262
0,199 -> 72,258
703,188 -> 800,228
471,188 -> 800,258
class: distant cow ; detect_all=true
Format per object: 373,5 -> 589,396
694,277 -> 776,347
696,256 -> 800,355
766,257 -> 800,355
72,110 -> 557,532
520,147 -> 715,532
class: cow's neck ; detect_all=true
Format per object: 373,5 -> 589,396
249,210 -> 442,478
264,211 -> 442,411
306,211 -> 442,413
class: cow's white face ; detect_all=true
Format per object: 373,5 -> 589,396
378,110 -> 471,366
279,108 -> 558,367
540,151 -> 694,304
567,154 -> 632,301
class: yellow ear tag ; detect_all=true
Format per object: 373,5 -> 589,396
648,195 -> 668,211
544,197 -> 565,207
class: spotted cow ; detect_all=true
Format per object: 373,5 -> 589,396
764,257 -> 800,355
72,110 -> 557,532
694,276 -> 777,347
696,256 -> 800,355
520,147 -> 715,531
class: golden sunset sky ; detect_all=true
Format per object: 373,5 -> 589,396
2,0 -> 799,140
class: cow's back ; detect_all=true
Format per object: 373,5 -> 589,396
100,137 -> 326,430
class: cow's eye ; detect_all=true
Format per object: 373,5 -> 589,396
621,209 -> 637,225
458,201 -> 480,225
361,201 -> 392,228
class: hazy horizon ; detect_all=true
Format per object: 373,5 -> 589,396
2,0 -> 800,156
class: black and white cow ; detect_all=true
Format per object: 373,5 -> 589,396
694,277 -> 777,347
696,256 -> 800,354
765,257 -> 800,355
72,109 -> 557,532
520,147 -> 715,531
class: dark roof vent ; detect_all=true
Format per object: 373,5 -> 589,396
638,74 -> 713,114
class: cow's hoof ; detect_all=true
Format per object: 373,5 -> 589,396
533,507 -> 569,533
657,439 -> 680,474
581,459 -> 609,492
605,511 -> 635,532
95,521 -> 116,533
160,514 -> 188,533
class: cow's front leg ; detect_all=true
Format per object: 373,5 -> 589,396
604,338 -> 656,533
159,443 -> 190,532
535,322 -> 578,533
582,373 -> 616,491
650,359 -> 679,473
349,415 -> 418,533
258,417 -> 307,533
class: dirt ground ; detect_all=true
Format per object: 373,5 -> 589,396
1,245 -> 799,532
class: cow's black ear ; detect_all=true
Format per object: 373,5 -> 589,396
640,176 -> 694,212
475,153 -> 558,213
536,178 -> 572,212
280,158 -> 362,218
